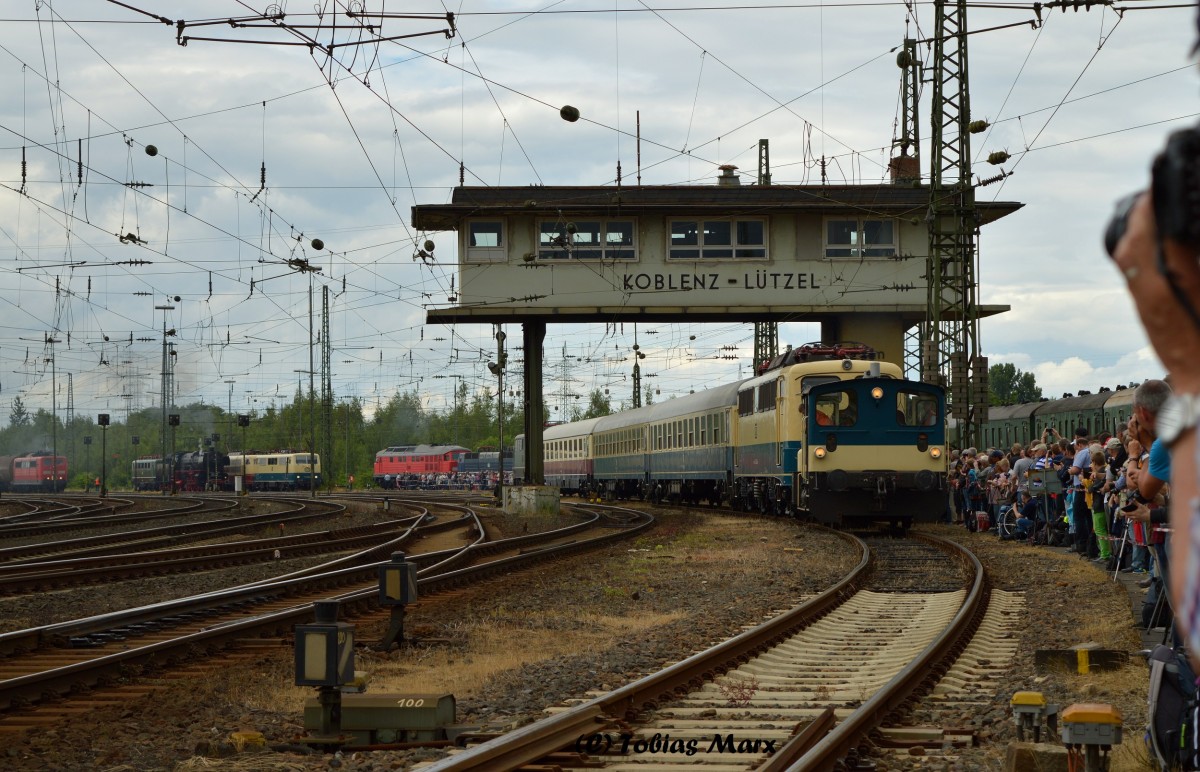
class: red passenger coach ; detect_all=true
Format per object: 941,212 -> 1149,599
544,418 -> 600,495
373,444 -> 469,489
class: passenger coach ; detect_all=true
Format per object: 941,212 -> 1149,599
979,383 -> 1141,450
592,383 -> 738,505
544,418 -> 601,494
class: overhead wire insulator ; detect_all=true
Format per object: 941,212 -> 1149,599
987,151 -> 1011,165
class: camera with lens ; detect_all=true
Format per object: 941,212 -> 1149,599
1104,122 -> 1200,257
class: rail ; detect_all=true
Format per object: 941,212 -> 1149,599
420,529 -> 987,772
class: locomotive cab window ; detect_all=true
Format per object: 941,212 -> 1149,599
813,390 -> 858,427
897,391 -> 940,426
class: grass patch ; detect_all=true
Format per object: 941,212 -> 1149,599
233,608 -> 684,716
223,656 -> 309,715
363,610 -> 683,696
1060,665 -> 1156,772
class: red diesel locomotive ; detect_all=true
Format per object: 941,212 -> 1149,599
0,452 -> 69,493
373,444 -> 468,488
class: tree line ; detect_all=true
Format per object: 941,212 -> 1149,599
0,382 -> 632,490
2,362 -> 1041,489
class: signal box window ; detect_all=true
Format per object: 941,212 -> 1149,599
539,219 -> 635,260
824,218 -> 897,258
669,219 -> 767,259
466,221 -> 505,263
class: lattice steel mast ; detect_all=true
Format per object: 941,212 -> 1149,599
924,0 -> 987,448
753,139 -> 779,374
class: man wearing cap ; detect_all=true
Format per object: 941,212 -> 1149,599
1068,428 -> 1095,557
1105,436 -> 1127,473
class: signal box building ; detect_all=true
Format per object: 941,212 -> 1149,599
414,168 -> 1021,361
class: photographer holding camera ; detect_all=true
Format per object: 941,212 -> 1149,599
1109,39 -> 1200,661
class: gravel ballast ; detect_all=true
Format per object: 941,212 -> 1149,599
0,509 -> 1156,771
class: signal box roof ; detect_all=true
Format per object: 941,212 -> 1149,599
413,184 -> 1022,231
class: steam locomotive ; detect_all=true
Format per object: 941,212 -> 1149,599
132,450 -> 229,492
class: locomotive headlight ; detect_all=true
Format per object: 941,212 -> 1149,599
930,447 -> 943,459
814,447 -> 827,459
871,386 -> 883,400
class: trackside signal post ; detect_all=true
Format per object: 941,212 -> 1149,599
377,551 -> 418,651
414,178 -> 1021,489
295,601 -> 355,747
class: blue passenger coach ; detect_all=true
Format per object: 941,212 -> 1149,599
591,382 -> 739,505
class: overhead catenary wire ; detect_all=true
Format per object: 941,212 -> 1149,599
0,1 -> 1185,422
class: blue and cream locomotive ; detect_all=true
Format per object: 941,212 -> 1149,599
517,344 -> 947,528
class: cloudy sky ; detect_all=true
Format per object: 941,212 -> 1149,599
0,0 -> 1195,430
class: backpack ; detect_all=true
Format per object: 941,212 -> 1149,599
1147,644 -> 1200,770
1047,516 -> 1071,547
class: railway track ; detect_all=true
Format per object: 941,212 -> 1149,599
0,495 -> 221,539
0,515 -> 436,595
419,530 -> 988,772
0,496 -> 358,564
0,496 -> 119,526
0,503 -> 653,735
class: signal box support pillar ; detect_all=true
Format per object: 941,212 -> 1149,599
822,314 -> 908,366
523,322 -> 546,486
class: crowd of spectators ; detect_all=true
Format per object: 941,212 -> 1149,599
377,471 -> 511,491
948,380 -> 1176,627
